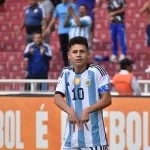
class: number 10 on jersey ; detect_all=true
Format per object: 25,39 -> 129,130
72,88 -> 84,100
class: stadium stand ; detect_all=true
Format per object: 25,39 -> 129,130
0,0 -> 150,81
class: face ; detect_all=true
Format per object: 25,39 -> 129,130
33,34 -> 42,45
79,5 -> 87,17
28,0 -> 37,7
68,44 -> 90,67
127,65 -> 133,73
62,0 -> 68,3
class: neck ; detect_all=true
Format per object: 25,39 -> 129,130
74,63 -> 88,74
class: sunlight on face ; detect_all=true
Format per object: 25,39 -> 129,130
68,44 -> 90,67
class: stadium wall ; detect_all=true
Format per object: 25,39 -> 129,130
0,96 -> 150,150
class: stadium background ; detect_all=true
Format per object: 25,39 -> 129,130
0,0 -> 150,81
0,0 -> 150,150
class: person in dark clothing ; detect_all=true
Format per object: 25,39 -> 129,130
24,32 -> 52,91
45,0 -> 78,66
17,0 -> 46,44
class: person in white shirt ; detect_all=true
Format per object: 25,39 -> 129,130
64,4 -> 92,50
54,36 -> 111,149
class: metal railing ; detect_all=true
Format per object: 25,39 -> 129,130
0,79 -> 149,96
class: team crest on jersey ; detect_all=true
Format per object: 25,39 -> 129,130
74,78 -> 80,85
84,78 -> 91,87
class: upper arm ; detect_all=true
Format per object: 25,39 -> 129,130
40,6 -> 46,18
24,43 -> 32,54
55,69 -> 66,96
80,17 -> 92,27
95,66 -> 111,95
45,44 -> 52,57
140,2 -> 149,14
120,0 -> 127,8
131,76 -> 141,95
53,7 -> 59,18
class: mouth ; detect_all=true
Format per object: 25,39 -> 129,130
75,59 -> 82,63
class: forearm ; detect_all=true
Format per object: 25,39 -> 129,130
19,20 -> 25,31
97,0 -> 104,8
72,13 -> 82,26
87,95 -> 111,113
54,94 -> 73,114
139,7 -> 147,14
64,15 -> 70,27
42,18 -> 47,32
24,53 -> 31,57
47,17 -> 56,29
112,7 -> 126,15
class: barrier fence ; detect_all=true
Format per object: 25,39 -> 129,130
0,79 -> 150,96
0,96 -> 150,150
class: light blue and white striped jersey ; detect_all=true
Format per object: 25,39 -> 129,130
55,64 -> 110,148
68,16 -> 92,48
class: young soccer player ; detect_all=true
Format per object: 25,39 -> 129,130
54,36 -> 112,150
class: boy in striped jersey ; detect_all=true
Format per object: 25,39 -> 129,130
64,5 -> 92,50
54,36 -> 112,150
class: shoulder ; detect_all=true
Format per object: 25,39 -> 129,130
89,64 -> 108,77
26,42 -> 35,48
81,16 -> 92,22
43,43 -> 51,49
59,66 -> 74,77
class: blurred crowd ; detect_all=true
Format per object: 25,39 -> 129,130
3,0 -> 150,95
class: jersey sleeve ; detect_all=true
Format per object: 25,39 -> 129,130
53,6 -> 59,18
81,16 -> 92,27
120,0 -> 127,8
55,69 -> 66,96
95,66 -> 111,94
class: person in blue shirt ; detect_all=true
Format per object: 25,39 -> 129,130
18,0 -> 46,44
45,0 -> 78,66
24,32 -> 52,90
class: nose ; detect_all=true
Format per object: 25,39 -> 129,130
77,51 -> 81,57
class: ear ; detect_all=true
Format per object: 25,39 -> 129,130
88,51 -> 90,57
68,51 -> 71,60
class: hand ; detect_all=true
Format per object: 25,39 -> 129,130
92,7 -> 98,13
40,46 -> 45,54
68,6 -> 74,15
68,109 -> 80,132
79,108 -> 90,131
108,15 -> 114,21
109,12 -> 116,16
29,48 -> 34,54
42,31 -> 46,40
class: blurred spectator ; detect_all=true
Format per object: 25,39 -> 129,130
140,1 -> 150,73
24,32 -> 52,91
51,0 -> 61,7
112,58 -> 141,96
64,5 -> 92,50
74,0 -> 102,44
0,0 -> 5,11
45,0 -> 78,66
18,0 -> 46,44
38,0 -> 54,43
100,0 -> 127,62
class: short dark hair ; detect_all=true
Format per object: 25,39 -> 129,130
33,31 -> 42,36
120,58 -> 134,70
68,36 -> 88,50
80,4 -> 88,10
